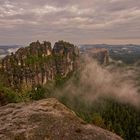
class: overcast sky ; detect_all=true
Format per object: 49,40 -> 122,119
0,0 -> 140,45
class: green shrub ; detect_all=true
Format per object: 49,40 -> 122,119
0,86 -> 19,105
29,85 -> 45,100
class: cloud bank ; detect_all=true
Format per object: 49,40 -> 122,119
0,0 -> 140,44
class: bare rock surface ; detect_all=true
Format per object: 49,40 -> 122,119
0,98 -> 123,140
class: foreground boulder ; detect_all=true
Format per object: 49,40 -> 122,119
0,98 -> 122,140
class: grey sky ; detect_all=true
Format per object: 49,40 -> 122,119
0,0 -> 140,45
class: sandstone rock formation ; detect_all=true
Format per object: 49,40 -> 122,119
0,98 -> 123,140
1,41 -> 79,89
53,41 -> 79,76
81,48 -> 109,65
1,41 -> 110,90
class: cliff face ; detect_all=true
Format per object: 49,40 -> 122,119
81,48 -> 109,65
1,41 -> 79,89
53,41 -> 79,77
0,98 -> 122,140
90,48 -> 109,64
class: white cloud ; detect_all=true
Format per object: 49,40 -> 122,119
32,5 -> 63,15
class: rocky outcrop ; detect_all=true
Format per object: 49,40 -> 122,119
1,41 -> 79,89
53,41 -> 79,76
81,48 -> 109,65
0,98 -> 122,140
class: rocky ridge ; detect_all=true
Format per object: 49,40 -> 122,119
1,40 -> 79,89
1,41 -> 109,90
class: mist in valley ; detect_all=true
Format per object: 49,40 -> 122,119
54,56 -> 140,109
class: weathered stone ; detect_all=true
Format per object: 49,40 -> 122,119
0,98 -> 123,140
1,41 -> 79,89
53,41 -> 79,76
81,48 -> 109,65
